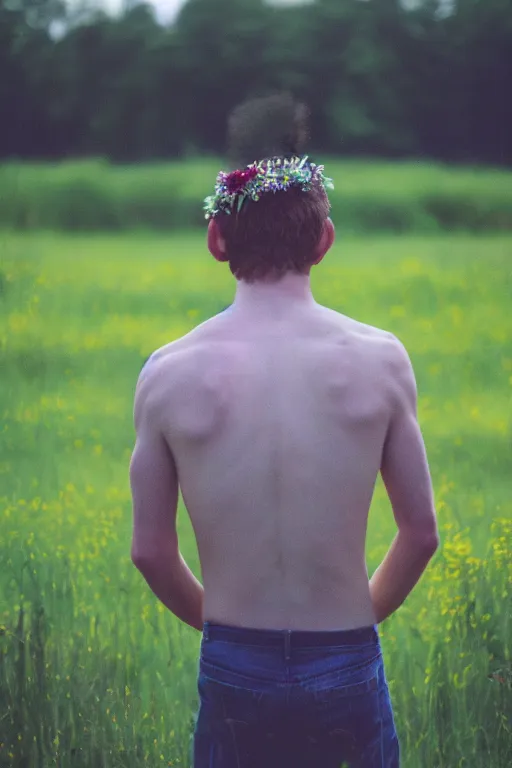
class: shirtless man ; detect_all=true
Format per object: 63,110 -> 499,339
129,95 -> 440,767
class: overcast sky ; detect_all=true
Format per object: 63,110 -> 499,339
94,0 -> 184,23
70,0 -> 450,26
83,0 -> 315,25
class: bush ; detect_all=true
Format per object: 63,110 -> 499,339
0,158 -> 511,233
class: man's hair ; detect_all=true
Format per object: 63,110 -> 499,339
217,93 -> 331,284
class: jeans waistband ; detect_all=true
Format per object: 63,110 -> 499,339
202,622 -> 379,650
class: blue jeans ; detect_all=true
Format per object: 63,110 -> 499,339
192,621 -> 400,767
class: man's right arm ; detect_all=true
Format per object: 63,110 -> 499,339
369,337 -> 440,625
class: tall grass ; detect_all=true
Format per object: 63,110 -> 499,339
1,230 -> 511,766
1,523 -> 509,766
0,158 -> 511,233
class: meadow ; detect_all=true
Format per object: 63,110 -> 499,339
0,192 -> 511,764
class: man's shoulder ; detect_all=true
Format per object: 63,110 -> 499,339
344,319 -> 415,399
140,318 -> 215,372
139,318 -> 224,402
325,311 -> 411,385
331,310 -> 401,350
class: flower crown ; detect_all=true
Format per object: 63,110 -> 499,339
203,155 -> 334,220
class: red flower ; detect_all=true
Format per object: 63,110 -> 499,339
225,166 -> 259,194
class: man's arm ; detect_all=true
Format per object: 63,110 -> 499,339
129,359 -> 204,632
369,337 -> 440,625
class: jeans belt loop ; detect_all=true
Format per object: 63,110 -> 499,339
203,623 -> 210,642
284,630 -> 292,661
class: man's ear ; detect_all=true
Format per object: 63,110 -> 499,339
208,219 -> 228,262
312,217 -> 335,265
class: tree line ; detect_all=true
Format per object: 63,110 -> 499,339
1,0 -> 511,165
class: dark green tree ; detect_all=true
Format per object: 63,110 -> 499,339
0,0 -> 510,164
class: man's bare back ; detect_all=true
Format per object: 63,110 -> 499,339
148,301 -> 403,632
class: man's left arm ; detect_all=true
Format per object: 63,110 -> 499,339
129,358 -> 204,632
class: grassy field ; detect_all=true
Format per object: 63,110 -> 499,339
0,229 -> 511,767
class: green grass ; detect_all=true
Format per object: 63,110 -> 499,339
1,158 -> 511,233
0,229 -> 511,766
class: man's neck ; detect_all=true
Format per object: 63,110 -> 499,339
231,272 -> 317,319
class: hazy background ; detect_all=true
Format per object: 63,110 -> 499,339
2,0 -> 511,165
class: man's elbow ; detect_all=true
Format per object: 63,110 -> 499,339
421,530 -> 441,555
131,545 -> 148,572
400,526 -> 440,554
131,541 -> 179,573
131,543 -> 159,574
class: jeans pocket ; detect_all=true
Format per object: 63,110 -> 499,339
302,649 -> 382,697
300,655 -> 383,760
200,656 -> 279,697
199,639 -> 282,692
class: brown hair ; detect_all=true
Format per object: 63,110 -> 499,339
216,93 -> 331,283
